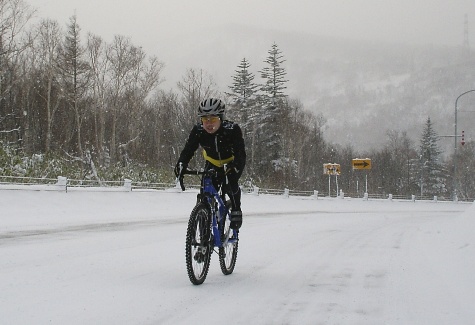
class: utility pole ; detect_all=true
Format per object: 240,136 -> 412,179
454,90 -> 475,201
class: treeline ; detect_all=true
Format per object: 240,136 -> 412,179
1,0 -> 474,199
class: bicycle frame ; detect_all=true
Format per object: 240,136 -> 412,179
201,174 -> 238,248
181,169 -> 238,248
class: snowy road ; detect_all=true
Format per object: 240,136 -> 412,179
1,187 -> 474,324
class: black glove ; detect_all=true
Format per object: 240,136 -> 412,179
174,162 -> 187,178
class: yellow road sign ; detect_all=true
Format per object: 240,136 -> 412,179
352,158 -> 372,170
323,163 -> 341,175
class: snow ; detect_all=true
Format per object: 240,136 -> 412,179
1,184 -> 474,324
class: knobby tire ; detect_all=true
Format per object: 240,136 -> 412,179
185,203 -> 212,285
219,201 -> 238,275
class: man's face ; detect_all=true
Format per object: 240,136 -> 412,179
201,115 -> 221,134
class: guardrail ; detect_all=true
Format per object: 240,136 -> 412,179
0,175 -> 473,202
0,175 -> 176,192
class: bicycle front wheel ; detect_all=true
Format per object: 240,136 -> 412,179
185,203 -> 212,285
219,203 -> 238,275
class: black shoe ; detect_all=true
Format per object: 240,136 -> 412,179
194,246 -> 207,263
194,251 -> 204,263
230,210 -> 242,230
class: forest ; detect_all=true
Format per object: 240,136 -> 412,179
1,0 -> 475,200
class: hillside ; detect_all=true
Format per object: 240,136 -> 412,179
155,24 -> 475,153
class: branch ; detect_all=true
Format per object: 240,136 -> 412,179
0,127 -> 21,134
117,135 -> 140,150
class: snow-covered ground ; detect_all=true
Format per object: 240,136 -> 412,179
1,185 -> 474,325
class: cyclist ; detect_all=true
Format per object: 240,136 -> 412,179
175,98 -> 246,230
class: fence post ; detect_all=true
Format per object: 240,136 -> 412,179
56,176 -> 67,192
124,179 -> 132,191
283,188 -> 289,198
412,194 -> 416,202
314,190 -> 318,199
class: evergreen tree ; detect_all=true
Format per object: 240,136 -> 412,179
257,43 -> 288,179
226,58 -> 258,178
226,58 -> 258,122
418,117 -> 447,197
260,43 -> 287,101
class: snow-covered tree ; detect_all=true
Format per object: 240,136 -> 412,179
257,43 -> 288,178
260,43 -> 287,102
226,58 -> 259,176
418,117 -> 448,197
226,58 -> 258,121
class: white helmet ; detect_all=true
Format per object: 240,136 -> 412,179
198,98 -> 225,116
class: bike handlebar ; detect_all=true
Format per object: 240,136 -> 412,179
176,169 -> 214,191
176,161 -> 230,191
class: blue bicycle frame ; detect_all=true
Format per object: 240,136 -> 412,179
200,173 -> 239,248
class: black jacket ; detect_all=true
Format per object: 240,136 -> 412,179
178,120 -> 246,175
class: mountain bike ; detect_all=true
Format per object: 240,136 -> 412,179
178,167 -> 239,285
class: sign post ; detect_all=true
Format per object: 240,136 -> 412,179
323,163 -> 341,197
352,158 -> 372,194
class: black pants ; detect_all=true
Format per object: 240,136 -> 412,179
202,163 -> 241,212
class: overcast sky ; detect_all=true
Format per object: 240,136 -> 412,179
25,0 -> 475,92
27,0 -> 475,47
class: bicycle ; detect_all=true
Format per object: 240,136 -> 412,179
178,167 -> 239,285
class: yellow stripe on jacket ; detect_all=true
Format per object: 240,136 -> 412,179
202,150 -> 234,167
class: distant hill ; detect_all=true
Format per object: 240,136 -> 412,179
154,24 -> 475,154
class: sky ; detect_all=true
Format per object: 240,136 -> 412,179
26,0 -> 475,48
1,183 -> 474,324
25,0 -> 475,90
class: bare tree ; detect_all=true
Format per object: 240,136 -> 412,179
0,0 -> 35,143
145,90 -> 181,167
34,18 -> 63,152
105,35 -> 133,163
176,68 -> 218,133
86,33 -> 109,164
57,15 -> 90,156
123,52 -> 164,159
105,35 -> 163,164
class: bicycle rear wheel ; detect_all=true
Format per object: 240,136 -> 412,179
185,203 -> 212,285
219,202 -> 238,275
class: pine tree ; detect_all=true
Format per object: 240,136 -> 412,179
226,58 -> 258,177
418,117 -> 448,197
226,58 -> 258,122
260,43 -> 288,101
257,43 -> 288,179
